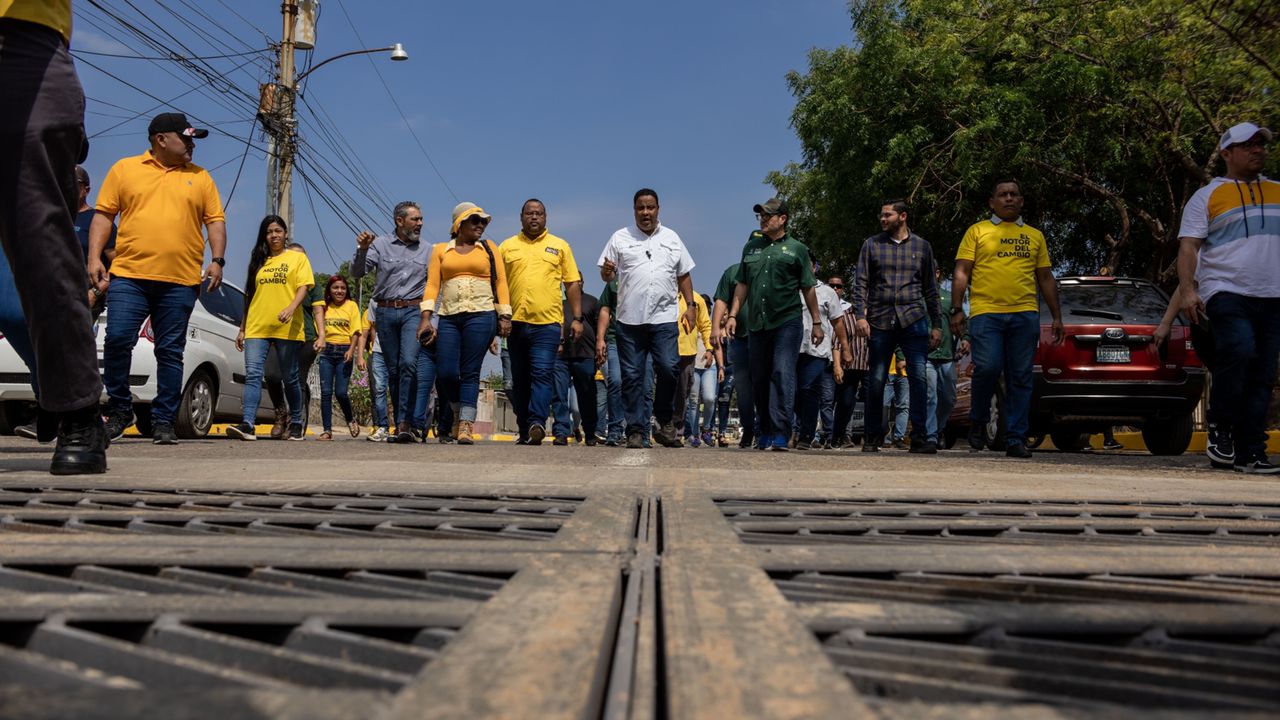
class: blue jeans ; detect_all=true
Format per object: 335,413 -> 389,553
925,359 -> 957,444
553,356 -> 598,439
865,318 -> 930,443
374,305 -> 420,427
414,338 -> 450,430
436,311 -> 496,423
834,369 -> 866,441
0,245 -> 37,398
748,315 -> 803,439
616,322 -> 680,436
595,378 -> 608,437
1206,293 -> 1280,463
795,354 -> 830,442
243,338 -> 302,426
882,374 -> 910,440
370,351 -> 389,430
604,340 -> 626,441
716,363 -> 735,435
684,366 -> 718,435
969,311 -> 1039,446
103,276 -> 198,425
729,337 -> 755,439
317,344 -> 354,431
509,321 -> 561,438
817,367 -> 835,442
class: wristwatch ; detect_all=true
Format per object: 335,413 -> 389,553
574,315 -> 587,322
211,257 -> 226,267
948,306 -> 964,316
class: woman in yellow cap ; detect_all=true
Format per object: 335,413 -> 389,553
417,203 -> 511,444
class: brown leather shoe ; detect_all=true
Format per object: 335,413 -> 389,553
456,419 -> 474,445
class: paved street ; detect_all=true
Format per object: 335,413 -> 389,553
1,437 -> 1278,719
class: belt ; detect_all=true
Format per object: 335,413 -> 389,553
375,297 -> 419,309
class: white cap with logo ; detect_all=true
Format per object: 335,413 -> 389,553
1219,122 -> 1273,150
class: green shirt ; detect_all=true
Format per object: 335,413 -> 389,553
714,263 -> 748,339
929,284 -> 954,361
736,231 -> 816,333
597,279 -> 618,342
302,279 -> 323,342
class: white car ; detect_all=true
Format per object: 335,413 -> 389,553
0,279 -> 280,437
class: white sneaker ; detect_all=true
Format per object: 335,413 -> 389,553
367,427 -> 389,442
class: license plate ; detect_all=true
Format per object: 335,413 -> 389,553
1096,345 -> 1130,363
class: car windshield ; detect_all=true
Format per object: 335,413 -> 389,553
1042,283 -> 1173,325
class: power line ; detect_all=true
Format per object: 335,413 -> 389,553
73,47 -> 268,61
330,0 -> 459,203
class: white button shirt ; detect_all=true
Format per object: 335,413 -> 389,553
598,223 -> 695,325
801,282 -> 843,359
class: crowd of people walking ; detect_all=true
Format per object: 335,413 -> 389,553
1,2 -> 1276,475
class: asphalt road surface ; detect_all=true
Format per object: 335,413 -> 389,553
1,436 -> 1277,719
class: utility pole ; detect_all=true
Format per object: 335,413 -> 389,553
263,1 -> 299,229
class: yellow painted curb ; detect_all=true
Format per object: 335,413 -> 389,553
1045,430 -> 1280,453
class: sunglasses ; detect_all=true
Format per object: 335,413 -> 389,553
465,216 -> 489,226
1231,139 -> 1269,150
829,283 -> 843,290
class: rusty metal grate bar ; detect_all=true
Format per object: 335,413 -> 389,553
0,564 -> 510,601
0,489 -> 583,540
0,617 -> 458,691
717,498 -> 1280,545
774,570 -> 1280,605
822,626 -> 1280,711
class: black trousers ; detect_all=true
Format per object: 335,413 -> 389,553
833,369 -> 867,441
0,20 -> 100,412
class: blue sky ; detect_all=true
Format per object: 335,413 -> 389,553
72,0 -> 855,296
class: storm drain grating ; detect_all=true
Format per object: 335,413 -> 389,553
0,564 -> 511,600
821,626 -> 1280,711
0,489 -> 583,540
717,498 -> 1280,545
774,570 -> 1280,605
0,616 -> 459,690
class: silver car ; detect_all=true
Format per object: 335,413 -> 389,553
0,279 -> 279,437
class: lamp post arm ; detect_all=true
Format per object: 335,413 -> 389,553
296,46 -> 395,84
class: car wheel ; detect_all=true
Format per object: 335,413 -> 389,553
1050,429 -> 1090,453
132,404 -> 153,437
175,369 -> 215,438
985,382 -> 1007,451
1142,413 -> 1194,456
0,401 -> 35,435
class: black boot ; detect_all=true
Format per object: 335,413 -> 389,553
51,405 -> 108,475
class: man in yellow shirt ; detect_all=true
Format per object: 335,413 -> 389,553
499,199 -> 584,445
0,2 -> 110,474
950,179 -> 1063,458
89,112 -> 227,445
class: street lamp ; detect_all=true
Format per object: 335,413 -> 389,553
259,0 -> 409,229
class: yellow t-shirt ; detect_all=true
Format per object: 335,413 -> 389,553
322,300 -> 363,346
677,293 -> 713,357
1,0 -> 71,43
96,151 -> 225,286
244,250 -> 314,341
955,218 -> 1051,317
499,231 -> 582,325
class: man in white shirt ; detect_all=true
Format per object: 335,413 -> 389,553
598,188 -> 697,448
796,275 -> 849,449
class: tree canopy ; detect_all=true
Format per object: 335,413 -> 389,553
770,0 -> 1278,284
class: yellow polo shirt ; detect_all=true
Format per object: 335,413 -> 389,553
677,293 -> 712,357
96,150 -> 225,286
955,217 -> 1051,317
1,1 -> 71,43
499,230 -> 582,325
243,250 -> 314,341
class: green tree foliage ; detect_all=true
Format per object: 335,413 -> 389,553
770,0 -> 1278,283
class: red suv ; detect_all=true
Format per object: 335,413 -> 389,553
947,276 -> 1206,454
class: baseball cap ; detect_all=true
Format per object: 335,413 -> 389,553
1218,122 -> 1272,150
753,197 -> 789,216
148,112 -> 209,139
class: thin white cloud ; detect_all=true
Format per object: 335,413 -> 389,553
72,28 -> 134,55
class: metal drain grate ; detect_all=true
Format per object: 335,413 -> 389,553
717,498 -> 1280,545
0,489 -> 583,540
774,570 -> 1280,605
0,564 -> 510,600
0,616 -> 459,690
821,626 -> 1280,711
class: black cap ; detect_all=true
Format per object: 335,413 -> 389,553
753,197 -> 789,216
148,112 -> 208,139
74,165 -> 90,186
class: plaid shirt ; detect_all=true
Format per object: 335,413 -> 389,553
852,231 -> 943,331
